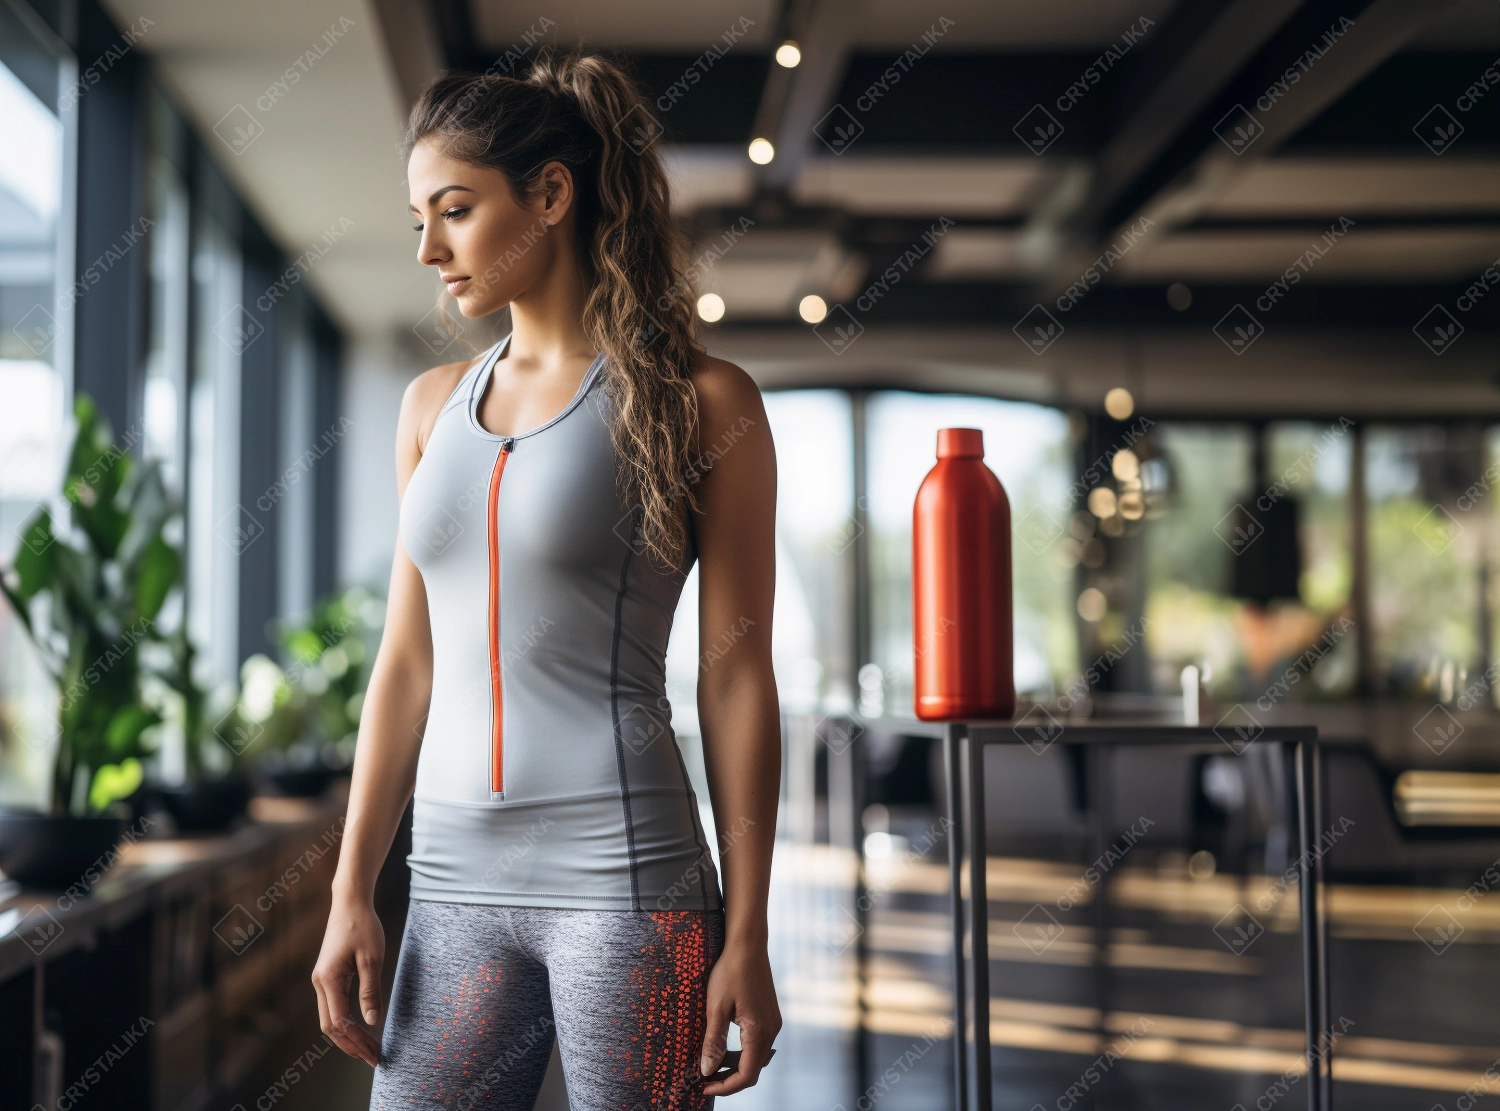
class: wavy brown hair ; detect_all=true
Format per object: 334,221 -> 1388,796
400,49 -> 705,570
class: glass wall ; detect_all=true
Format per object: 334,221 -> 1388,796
1143,421 -> 1360,704
0,12 -> 71,806
763,390 -> 855,715
143,88 -> 191,499
1368,423 -> 1495,700
277,295 -> 320,628
664,389 -> 858,739
730,398 -> 1498,721
0,2 -> 344,804
187,207 -> 243,698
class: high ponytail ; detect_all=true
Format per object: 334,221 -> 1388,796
400,48 -> 705,572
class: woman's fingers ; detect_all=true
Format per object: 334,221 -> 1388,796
313,969 -> 365,1063
357,947 -> 384,1026
329,972 -> 382,1066
312,899 -> 387,1067
736,1012 -> 775,1079
699,993 -> 731,1077
701,1011 -> 779,1096
313,962 -> 382,1066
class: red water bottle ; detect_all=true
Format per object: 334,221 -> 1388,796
912,428 -> 1014,721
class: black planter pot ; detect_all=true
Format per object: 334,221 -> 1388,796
262,765 -> 338,798
0,812 -> 129,889
154,776 -> 252,833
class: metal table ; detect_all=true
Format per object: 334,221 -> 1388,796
942,719 -> 1329,1111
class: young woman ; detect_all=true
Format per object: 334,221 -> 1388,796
311,49 -> 782,1109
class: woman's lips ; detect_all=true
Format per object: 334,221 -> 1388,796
444,276 -> 471,295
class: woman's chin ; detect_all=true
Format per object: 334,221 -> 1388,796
450,292 -> 504,317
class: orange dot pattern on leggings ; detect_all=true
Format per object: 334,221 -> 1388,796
428,950 -> 499,1105
614,911 -> 711,1109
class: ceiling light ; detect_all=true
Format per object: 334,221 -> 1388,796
1112,449 -> 1139,481
696,293 -> 726,322
748,138 -> 775,164
798,294 -> 827,323
1077,587 -> 1107,622
776,41 -> 801,68
1104,387 -> 1134,420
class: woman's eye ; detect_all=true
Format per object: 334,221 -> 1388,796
410,208 -> 466,231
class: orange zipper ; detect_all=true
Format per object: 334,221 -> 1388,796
486,438 -> 513,795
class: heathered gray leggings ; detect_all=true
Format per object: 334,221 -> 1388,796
368,898 -> 725,1110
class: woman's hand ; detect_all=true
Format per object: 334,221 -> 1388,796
311,894 -> 386,1067
699,939 -> 782,1096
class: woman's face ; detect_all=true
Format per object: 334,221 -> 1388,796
407,136 -> 574,318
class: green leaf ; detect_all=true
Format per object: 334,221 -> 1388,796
8,509 -> 57,599
72,491 -> 130,562
133,535 -> 179,621
287,629 -> 324,664
104,702 -> 159,758
48,542 -> 103,641
88,758 -> 143,811
66,395 -> 132,561
118,458 -> 172,569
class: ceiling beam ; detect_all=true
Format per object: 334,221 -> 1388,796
752,0 -> 865,190
1058,0 -> 1305,238
1033,0 -> 1464,302
371,0 -> 445,113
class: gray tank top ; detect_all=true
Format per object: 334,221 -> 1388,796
396,332 -> 723,912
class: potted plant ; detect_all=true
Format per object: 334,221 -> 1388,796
287,587 -> 378,755
144,619 -> 253,833
0,395 -> 172,885
240,652 -> 329,796
250,584 -> 381,797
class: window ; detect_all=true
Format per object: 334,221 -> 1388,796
143,90 -> 191,498
662,389 -> 856,747
762,389 -> 855,715
187,208 -> 243,694
0,12 -> 72,806
1144,421 -> 1357,702
1368,423 -> 1494,700
277,294 -> 319,626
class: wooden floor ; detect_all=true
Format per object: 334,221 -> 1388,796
255,808 -> 1500,1110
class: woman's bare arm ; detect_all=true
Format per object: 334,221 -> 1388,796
313,358 -> 466,1065
689,353 -> 783,1094
327,375 -> 440,906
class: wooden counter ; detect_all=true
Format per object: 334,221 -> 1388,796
0,781 -> 400,1111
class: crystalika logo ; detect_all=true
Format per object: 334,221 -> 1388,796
1413,104 -> 1463,155
1013,305 -> 1063,354
1012,105 -> 1064,155
1213,305 -> 1263,354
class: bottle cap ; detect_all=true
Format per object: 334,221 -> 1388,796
936,427 -> 984,458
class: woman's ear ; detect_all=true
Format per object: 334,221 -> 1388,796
536,162 -> 574,226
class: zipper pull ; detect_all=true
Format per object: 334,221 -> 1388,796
500,436 -> 515,453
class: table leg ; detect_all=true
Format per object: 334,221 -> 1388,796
1313,740 -> 1332,1110
967,727 -> 992,1111
946,723 -> 968,1111
1295,739 -> 1329,1111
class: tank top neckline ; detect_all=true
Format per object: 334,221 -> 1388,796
465,331 -> 606,443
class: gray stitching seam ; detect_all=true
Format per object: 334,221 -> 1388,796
610,517 -> 642,911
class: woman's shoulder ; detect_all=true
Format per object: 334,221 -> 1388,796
688,350 -> 762,414
687,349 -> 771,462
404,351 -> 486,454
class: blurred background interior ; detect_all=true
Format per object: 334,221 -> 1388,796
1,0 -> 1499,1108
